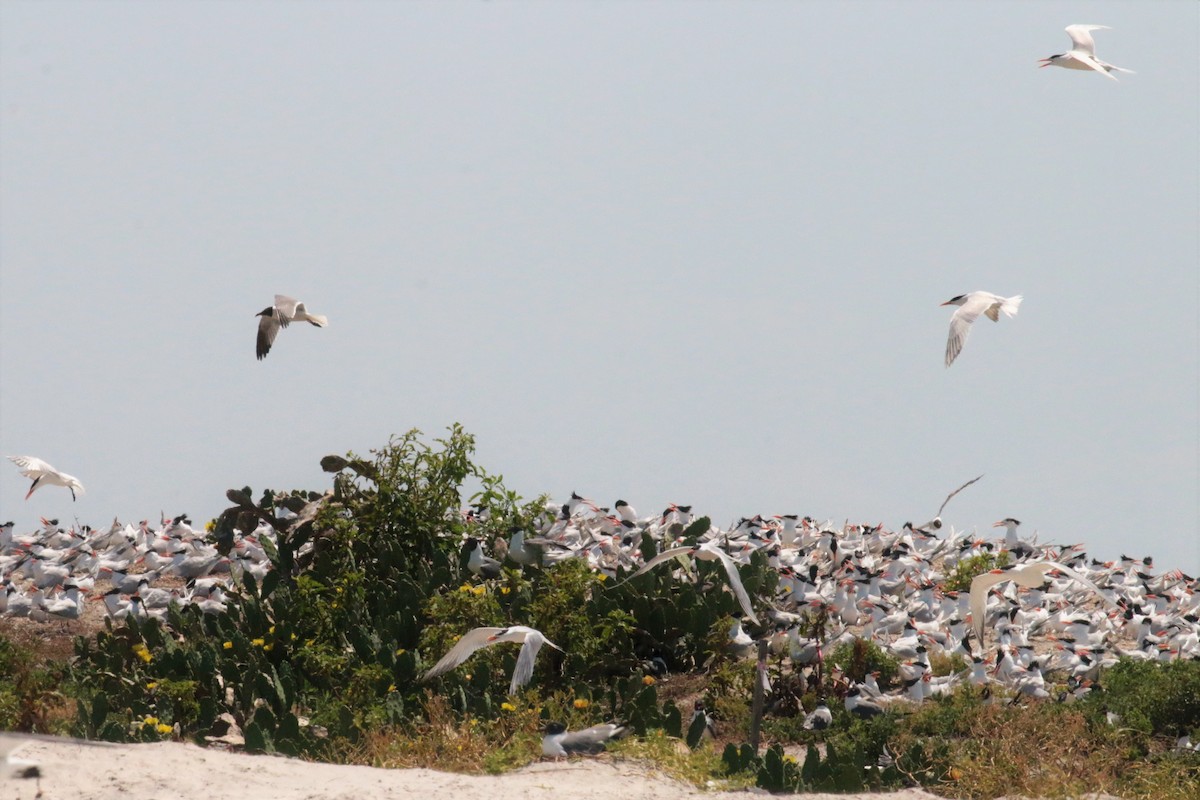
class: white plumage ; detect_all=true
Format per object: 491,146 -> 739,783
941,292 -> 1022,367
420,625 -> 561,695
1039,25 -> 1134,81
7,455 -> 85,501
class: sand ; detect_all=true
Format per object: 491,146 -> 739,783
7,738 -> 951,800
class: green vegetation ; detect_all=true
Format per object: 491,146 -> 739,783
1,425 -> 1197,799
943,551 -> 1012,593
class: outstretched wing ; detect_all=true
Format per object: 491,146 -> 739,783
700,542 -> 760,625
1075,53 -> 1120,81
617,546 -> 694,583
421,627 -> 506,681
1044,561 -> 1117,608
256,312 -> 284,360
1065,24 -> 1108,56
273,295 -> 300,320
8,455 -> 53,477
969,569 -> 1017,642
938,474 -> 984,517
510,630 -> 552,694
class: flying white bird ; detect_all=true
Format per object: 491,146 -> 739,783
913,474 -> 984,533
420,625 -> 562,695
7,455 -> 85,501
541,721 -> 626,757
1039,25 -> 1134,81
941,292 -> 1023,367
256,294 -> 328,360
969,560 -> 1118,643
620,540 -> 760,625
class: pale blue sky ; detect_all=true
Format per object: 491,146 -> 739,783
2,1 -> 1197,570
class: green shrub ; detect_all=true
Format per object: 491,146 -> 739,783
1088,658 -> 1200,738
0,634 -> 69,732
828,637 -> 899,689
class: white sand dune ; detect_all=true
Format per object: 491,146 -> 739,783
7,738 -> 949,800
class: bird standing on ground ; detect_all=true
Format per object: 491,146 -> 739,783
1039,25 -> 1134,81
941,292 -> 1023,367
420,625 -> 562,695
256,294 -> 328,360
7,455 -> 85,501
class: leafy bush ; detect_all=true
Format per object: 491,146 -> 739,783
69,425 -> 755,756
828,637 -> 899,689
1088,658 -> 1200,738
0,633 -> 69,732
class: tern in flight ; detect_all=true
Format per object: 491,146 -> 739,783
7,455 -> 85,501
912,474 -> 983,533
421,625 -> 562,695
256,294 -> 328,360
619,539 -> 760,625
969,560 -> 1118,643
941,292 -> 1022,367
1039,25 -> 1134,81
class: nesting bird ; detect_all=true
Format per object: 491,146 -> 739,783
541,722 -> 626,757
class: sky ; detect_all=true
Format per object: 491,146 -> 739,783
1,1 -> 1197,572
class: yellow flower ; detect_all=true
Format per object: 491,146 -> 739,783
263,643 -> 274,652
156,723 -> 173,735
388,684 -> 397,692
500,586 -> 510,595
223,641 -> 233,650
395,648 -> 406,656
642,675 -> 656,686
251,638 -> 265,647
143,715 -> 159,726
268,626 -> 275,634
132,643 -> 152,663
597,574 -> 608,582
331,602 -> 339,609
459,584 -> 472,593
472,586 -> 486,596
146,682 -> 158,690
336,587 -> 343,594
204,519 -> 216,533
290,633 -> 297,641
573,699 -> 589,709
500,702 -> 516,712
784,755 -> 797,764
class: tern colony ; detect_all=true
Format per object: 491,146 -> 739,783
404,484 -> 1198,713
2,23 -> 1160,718
0,514 -> 272,623
2,484 -> 1196,712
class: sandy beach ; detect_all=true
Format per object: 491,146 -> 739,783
7,738 -> 951,800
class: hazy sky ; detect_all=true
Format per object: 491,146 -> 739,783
2,2 -> 1197,571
